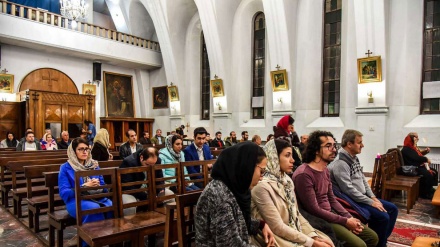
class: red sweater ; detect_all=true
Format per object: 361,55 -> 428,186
292,164 -> 352,226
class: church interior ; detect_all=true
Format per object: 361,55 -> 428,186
0,0 -> 440,246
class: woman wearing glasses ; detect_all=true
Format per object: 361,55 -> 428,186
251,139 -> 334,247
195,142 -> 276,246
58,138 -> 112,246
401,132 -> 438,199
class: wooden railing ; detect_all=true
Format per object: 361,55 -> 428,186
0,0 -> 160,52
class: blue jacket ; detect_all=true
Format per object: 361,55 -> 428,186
58,162 -> 111,222
159,147 -> 189,182
183,143 -> 212,178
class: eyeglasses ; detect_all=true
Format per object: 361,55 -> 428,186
77,147 -> 91,153
257,165 -> 267,176
321,143 -> 338,151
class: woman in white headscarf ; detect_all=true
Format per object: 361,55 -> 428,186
251,139 -> 334,247
91,128 -> 113,161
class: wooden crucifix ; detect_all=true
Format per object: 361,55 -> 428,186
365,50 -> 373,57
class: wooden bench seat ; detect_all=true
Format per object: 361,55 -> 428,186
12,185 -> 47,217
411,237 -> 440,247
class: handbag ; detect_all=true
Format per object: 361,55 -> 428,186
402,166 -> 418,176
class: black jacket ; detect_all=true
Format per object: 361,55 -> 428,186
119,142 -> 143,159
120,149 -> 165,200
139,137 -> 152,145
401,146 -> 428,167
57,140 -> 71,150
91,142 -> 110,161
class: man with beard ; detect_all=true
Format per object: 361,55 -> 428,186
224,131 -> 238,147
240,131 -> 249,142
292,130 -> 378,247
210,131 -> 225,148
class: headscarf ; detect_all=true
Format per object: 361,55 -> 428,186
41,133 -> 57,150
93,128 -> 111,148
67,141 -> 98,171
211,142 -> 263,232
5,132 -> 17,147
276,115 -> 294,132
165,134 -> 181,161
403,134 -> 423,156
263,139 -> 302,232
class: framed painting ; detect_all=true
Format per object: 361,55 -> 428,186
152,86 -> 169,109
210,79 -> 224,97
270,69 -> 289,91
168,85 -> 179,102
357,56 -> 382,83
82,84 -> 96,95
0,74 -> 14,93
103,71 -> 135,117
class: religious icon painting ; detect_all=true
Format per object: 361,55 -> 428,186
103,71 -> 135,117
357,56 -> 382,83
210,78 -> 224,97
168,85 -> 179,102
82,84 -> 96,96
152,86 -> 169,109
270,69 -> 289,91
0,74 -> 14,93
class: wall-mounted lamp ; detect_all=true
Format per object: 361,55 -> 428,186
216,102 -> 222,110
277,97 -> 283,103
367,91 -> 374,103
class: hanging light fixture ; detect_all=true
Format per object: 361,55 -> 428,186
60,0 -> 88,27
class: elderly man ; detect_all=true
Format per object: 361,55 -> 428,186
225,131 -> 238,147
119,129 -> 143,159
57,131 -> 71,149
299,134 -> 309,153
151,129 -> 165,145
328,129 -> 398,247
183,127 -> 213,188
17,132 -> 42,151
293,130 -> 378,247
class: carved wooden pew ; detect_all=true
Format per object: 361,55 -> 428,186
179,160 -> 215,194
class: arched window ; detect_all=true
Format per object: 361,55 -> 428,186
322,0 -> 342,117
201,31 -> 210,120
252,12 -> 265,119
422,0 -> 440,114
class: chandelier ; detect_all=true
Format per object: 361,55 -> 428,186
60,0 -> 88,22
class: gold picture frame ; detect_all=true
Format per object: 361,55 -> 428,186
270,69 -> 289,91
210,79 -> 224,97
103,71 -> 135,117
357,56 -> 382,83
168,85 -> 179,102
0,73 -> 14,93
82,84 -> 97,95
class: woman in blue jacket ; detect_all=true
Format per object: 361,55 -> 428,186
58,137 -> 112,241
159,134 -> 200,191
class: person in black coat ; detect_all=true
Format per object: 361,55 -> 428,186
120,147 -> 169,202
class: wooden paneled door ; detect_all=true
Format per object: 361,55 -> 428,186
25,90 -> 95,139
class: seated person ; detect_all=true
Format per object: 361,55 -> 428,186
401,132 -> 438,199
120,147 -> 174,215
252,139 -> 333,247
292,130 -> 378,247
224,131 -> 238,147
183,127 -> 213,188
17,132 -> 42,151
119,129 -> 143,159
251,135 -> 262,146
91,128 -> 113,161
40,133 -> 58,150
159,134 -> 199,192
0,131 -> 18,148
139,131 -> 152,145
57,131 -> 71,149
58,138 -> 112,247
328,129 -> 398,247
210,131 -> 225,148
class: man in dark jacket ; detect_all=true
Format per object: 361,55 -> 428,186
183,127 -> 213,188
119,129 -> 143,159
120,148 -> 170,211
17,132 -> 42,151
57,131 -> 71,149
210,131 -> 225,148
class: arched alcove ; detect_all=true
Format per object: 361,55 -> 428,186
19,68 -> 79,94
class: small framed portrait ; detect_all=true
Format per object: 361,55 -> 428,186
152,86 -> 169,109
357,56 -> 382,83
270,69 -> 289,91
210,79 -> 224,97
82,84 -> 97,95
168,85 -> 179,102
0,74 -> 14,93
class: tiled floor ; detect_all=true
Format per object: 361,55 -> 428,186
0,192 -> 438,247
